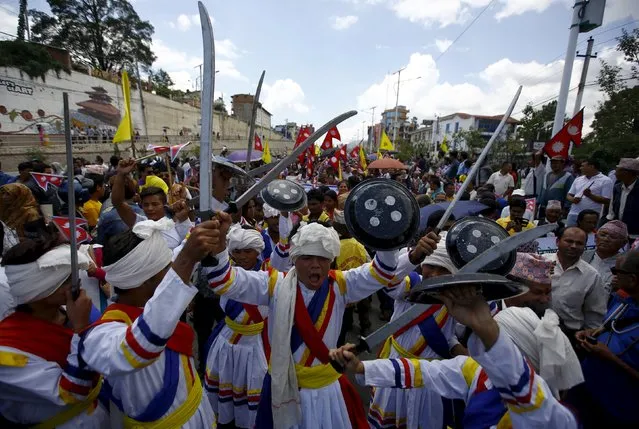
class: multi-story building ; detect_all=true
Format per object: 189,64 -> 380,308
432,112 -> 519,152
231,94 -> 272,129
408,119 -> 434,148
381,106 -> 409,133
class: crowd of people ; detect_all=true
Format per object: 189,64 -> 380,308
0,145 -> 637,429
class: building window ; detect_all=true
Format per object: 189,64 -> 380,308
445,123 -> 450,134
454,122 -> 459,133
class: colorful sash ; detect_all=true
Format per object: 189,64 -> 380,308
0,311 -> 72,368
86,303 -> 194,356
256,277 -> 367,429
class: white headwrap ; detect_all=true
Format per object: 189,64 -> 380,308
102,218 -> 174,289
270,223 -> 341,428
421,232 -> 457,274
494,307 -> 584,396
227,227 -> 265,253
5,244 -> 90,305
262,203 -> 279,219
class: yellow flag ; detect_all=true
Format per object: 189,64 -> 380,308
380,130 -> 394,151
377,150 -> 382,160
359,145 -> 367,170
315,144 -> 321,157
262,139 -> 272,163
113,71 -> 133,143
440,136 -> 449,153
338,159 -> 343,181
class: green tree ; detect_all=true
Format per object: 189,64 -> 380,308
452,129 -> 485,154
149,68 -> 173,97
29,0 -> 156,72
579,27 -> 639,164
214,96 -> 228,114
17,0 -> 27,41
597,61 -> 625,97
517,101 -> 559,143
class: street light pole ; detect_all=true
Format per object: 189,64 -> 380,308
392,67 -> 405,143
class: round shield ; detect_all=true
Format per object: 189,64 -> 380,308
260,179 -> 307,212
344,179 -> 420,250
403,273 -> 528,304
212,155 -> 250,178
446,216 -> 515,275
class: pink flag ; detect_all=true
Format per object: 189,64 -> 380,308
170,142 -> 191,162
31,172 -> 64,191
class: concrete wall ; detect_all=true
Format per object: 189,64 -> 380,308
0,67 -> 281,140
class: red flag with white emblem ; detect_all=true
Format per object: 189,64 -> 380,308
254,134 -> 263,151
170,142 -> 192,162
349,145 -> 360,159
543,108 -> 584,159
31,172 -> 65,191
51,216 -> 90,244
296,126 -> 312,163
337,145 -> 348,161
306,156 -> 314,178
147,144 -> 170,155
321,127 -> 341,151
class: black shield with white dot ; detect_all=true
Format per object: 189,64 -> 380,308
261,179 -> 307,212
344,179 -> 420,250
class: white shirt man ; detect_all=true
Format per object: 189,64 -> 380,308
567,161 -> 613,225
487,169 -> 515,197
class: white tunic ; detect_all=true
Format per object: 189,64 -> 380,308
205,249 -> 403,429
79,269 -> 216,428
360,330 -> 578,428
0,335 -> 109,428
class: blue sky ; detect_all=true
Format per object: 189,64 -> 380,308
1,0 -> 638,141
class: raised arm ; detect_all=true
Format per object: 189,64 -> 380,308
111,159 -> 138,230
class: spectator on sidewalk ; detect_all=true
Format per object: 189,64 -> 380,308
566,158 -> 613,226
487,162 -> 515,198
607,158 -> 639,241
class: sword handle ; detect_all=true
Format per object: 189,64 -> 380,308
199,203 -> 240,267
329,337 -> 371,374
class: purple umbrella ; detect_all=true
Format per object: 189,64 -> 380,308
227,150 -> 263,163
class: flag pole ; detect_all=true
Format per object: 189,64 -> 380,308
63,92 -> 80,299
165,153 -> 175,204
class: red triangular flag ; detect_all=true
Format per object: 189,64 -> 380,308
31,172 -> 65,191
349,145 -> 360,159
254,134 -> 263,152
543,109 -> 584,159
321,126 -> 340,151
329,155 -> 340,170
297,126 -> 312,163
337,145 -> 348,161
51,216 -> 90,243
170,142 -> 191,162
305,156 -> 314,178
147,144 -> 170,155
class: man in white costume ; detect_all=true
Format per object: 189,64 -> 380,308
205,211 -> 439,429
77,218 -> 221,428
0,237 -> 109,428
332,286 -> 584,429
205,227 -> 270,428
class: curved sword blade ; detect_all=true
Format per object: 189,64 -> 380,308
198,1 -> 215,218
436,86 -> 522,232
246,70 -> 266,166
233,110 -> 357,209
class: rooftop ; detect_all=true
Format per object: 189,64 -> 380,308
438,112 -> 519,124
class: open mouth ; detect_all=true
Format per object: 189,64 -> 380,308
309,273 -> 321,283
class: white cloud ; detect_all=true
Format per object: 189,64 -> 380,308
345,45 -> 637,141
262,79 -> 311,115
331,15 -> 359,30
217,39 -> 241,59
0,4 -> 18,38
435,38 -> 453,52
169,13 -> 204,31
151,39 -> 246,90
603,0 -> 639,25
494,0 -> 559,21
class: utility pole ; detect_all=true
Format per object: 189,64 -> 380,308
551,0 -> 586,137
24,1 -> 31,41
135,62 -> 149,137
573,37 -> 596,116
365,106 -> 376,152
392,67 -> 405,143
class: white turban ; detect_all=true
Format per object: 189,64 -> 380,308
103,218 -> 174,289
494,307 -> 584,396
227,227 -> 265,254
262,203 -> 279,219
270,222 -> 341,428
5,244 -> 90,305
421,232 -> 457,274
289,223 -> 341,262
